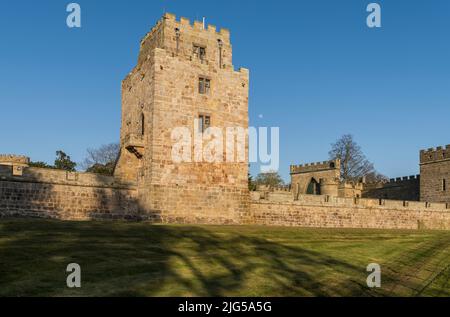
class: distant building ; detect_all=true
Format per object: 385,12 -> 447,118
289,144 -> 450,203
290,159 -> 363,199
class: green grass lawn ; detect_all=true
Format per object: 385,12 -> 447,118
0,218 -> 449,297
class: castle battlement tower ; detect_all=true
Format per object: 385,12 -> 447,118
114,13 -> 250,223
420,145 -> 450,203
290,160 -> 341,197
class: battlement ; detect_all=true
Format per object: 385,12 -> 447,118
137,12 -> 235,72
363,175 -> 420,189
140,13 -> 231,48
0,154 -> 30,166
420,145 -> 450,164
256,185 -> 291,192
290,159 -> 340,174
162,13 -> 231,39
388,175 -> 420,184
272,185 -> 291,192
340,181 -> 364,190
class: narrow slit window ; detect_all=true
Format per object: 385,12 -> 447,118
443,179 -> 447,191
141,113 -> 145,136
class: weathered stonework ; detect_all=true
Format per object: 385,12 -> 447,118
362,176 -> 420,201
115,13 -> 250,224
0,165 -> 138,220
0,13 -> 449,230
246,193 -> 450,230
0,154 -> 30,167
420,146 -> 450,203
290,160 -> 341,197
290,160 -> 364,199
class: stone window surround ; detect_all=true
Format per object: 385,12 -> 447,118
198,77 -> 211,95
198,114 -> 211,133
193,44 -> 206,62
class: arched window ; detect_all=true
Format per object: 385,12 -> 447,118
306,178 -> 321,195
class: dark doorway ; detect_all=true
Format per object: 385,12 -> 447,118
306,178 -> 321,195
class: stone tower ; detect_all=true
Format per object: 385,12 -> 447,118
114,13 -> 250,223
420,145 -> 450,203
290,160 -> 341,198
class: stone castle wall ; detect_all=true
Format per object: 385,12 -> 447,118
290,160 -> 340,197
246,192 -> 450,230
1,163 -> 449,230
115,13 -> 250,223
420,145 -> 450,203
0,165 -> 138,220
1,13 -> 449,231
0,154 -> 30,166
362,175 -> 420,201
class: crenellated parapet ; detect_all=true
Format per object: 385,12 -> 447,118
362,174 -> 420,202
420,144 -> 450,203
160,13 -> 231,41
0,154 -> 30,167
256,185 -> 291,192
290,159 -> 340,174
137,12 -> 235,71
388,175 -> 420,184
340,181 -> 364,190
420,145 -> 450,164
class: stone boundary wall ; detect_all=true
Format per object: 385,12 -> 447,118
0,154 -> 30,166
246,193 -> 450,230
0,165 -> 139,220
362,175 -> 420,201
1,164 -> 450,230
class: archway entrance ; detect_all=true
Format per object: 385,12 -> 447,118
306,178 -> 321,195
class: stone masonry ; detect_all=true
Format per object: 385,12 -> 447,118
114,13 -> 249,224
0,13 -> 449,230
420,145 -> 450,203
0,159 -> 138,220
290,160 -> 341,198
290,160 -> 364,199
362,176 -> 420,201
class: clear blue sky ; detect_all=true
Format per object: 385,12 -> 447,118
1,0 -> 449,181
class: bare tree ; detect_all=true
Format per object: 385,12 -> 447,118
364,171 -> 389,183
81,143 -> 120,175
329,134 -> 381,182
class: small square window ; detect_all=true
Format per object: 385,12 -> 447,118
193,45 -> 206,61
198,114 -> 211,133
199,77 -> 211,94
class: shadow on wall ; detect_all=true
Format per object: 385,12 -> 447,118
0,220 -> 381,297
0,166 -> 141,221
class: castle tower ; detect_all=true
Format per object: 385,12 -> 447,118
290,160 -> 341,198
114,13 -> 250,223
420,145 -> 450,203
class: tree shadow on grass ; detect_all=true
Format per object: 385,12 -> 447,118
0,220 -> 371,297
